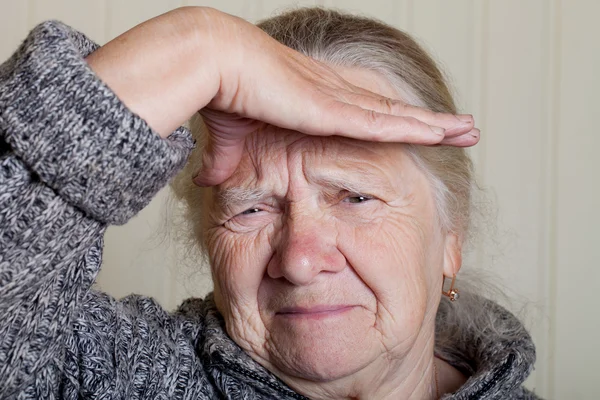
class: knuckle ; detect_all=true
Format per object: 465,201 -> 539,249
378,97 -> 410,116
364,109 -> 387,141
365,109 -> 381,126
392,100 -> 410,115
378,97 -> 395,114
399,116 -> 419,132
399,117 -> 431,142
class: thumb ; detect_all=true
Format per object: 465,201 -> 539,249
192,134 -> 246,186
192,110 -> 262,186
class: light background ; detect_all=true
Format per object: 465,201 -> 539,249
1,0 -> 598,398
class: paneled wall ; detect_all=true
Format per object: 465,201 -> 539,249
1,1 -> 598,398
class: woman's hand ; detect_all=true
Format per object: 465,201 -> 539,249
86,7 -> 478,186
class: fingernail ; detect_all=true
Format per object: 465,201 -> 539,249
469,128 -> 480,138
456,114 -> 474,124
431,126 -> 445,136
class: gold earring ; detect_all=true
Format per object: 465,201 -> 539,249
442,274 -> 459,301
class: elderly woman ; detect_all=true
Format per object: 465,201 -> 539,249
0,6 -> 539,400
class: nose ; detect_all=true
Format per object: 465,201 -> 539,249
267,212 -> 346,285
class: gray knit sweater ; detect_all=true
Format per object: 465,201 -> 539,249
0,21 -> 541,399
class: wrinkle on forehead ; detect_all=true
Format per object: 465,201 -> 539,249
214,129 -> 413,210
298,137 -> 410,199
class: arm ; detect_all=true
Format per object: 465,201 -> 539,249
0,19 -> 193,397
83,7 -> 478,185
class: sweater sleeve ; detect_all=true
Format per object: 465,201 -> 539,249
0,20 -> 194,398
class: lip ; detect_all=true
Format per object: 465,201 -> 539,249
276,305 -> 356,319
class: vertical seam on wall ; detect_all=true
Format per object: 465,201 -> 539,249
474,0 -> 489,270
256,0 -> 264,22
537,0 -> 553,395
390,0 -> 400,29
464,1 -> 474,113
478,0 -> 489,176
104,0 -> 111,44
406,0 -> 414,32
545,0 -> 561,397
26,0 -> 35,30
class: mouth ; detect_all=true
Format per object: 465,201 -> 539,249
276,305 -> 356,320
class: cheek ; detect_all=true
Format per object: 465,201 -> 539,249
206,225 -> 280,354
207,225 -> 275,313
342,213 -> 429,286
338,212 -> 436,334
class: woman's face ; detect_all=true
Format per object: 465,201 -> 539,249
204,68 -> 461,385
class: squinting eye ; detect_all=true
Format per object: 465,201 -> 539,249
241,208 -> 262,215
345,195 -> 372,204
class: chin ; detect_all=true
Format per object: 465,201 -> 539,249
268,315 -> 378,382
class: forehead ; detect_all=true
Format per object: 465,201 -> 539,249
216,67 -> 418,192
219,129 -> 412,199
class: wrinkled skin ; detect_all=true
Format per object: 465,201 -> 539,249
203,68 -> 463,400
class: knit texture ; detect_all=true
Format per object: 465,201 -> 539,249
0,21 -> 541,399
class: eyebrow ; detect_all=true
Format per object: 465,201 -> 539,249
314,168 -> 396,197
316,176 -> 387,194
216,187 -> 270,211
216,172 -> 395,210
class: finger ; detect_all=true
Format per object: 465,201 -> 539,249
200,109 -> 262,137
310,101 -> 446,144
193,135 -> 246,186
339,92 -> 475,137
438,128 -> 480,147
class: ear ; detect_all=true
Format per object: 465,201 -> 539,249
443,232 -> 463,278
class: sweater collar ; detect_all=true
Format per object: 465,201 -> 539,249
434,295 -> 536,398
194,293 -> 535,399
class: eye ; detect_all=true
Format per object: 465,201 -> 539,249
241,207 -> 263,215
223,205 -> 277,233
343,194 -> 373,204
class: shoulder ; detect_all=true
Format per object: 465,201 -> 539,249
76,291 -> 207,344
72,291 -> 214,398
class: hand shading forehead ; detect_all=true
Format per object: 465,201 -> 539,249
214,65 -> 424,203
